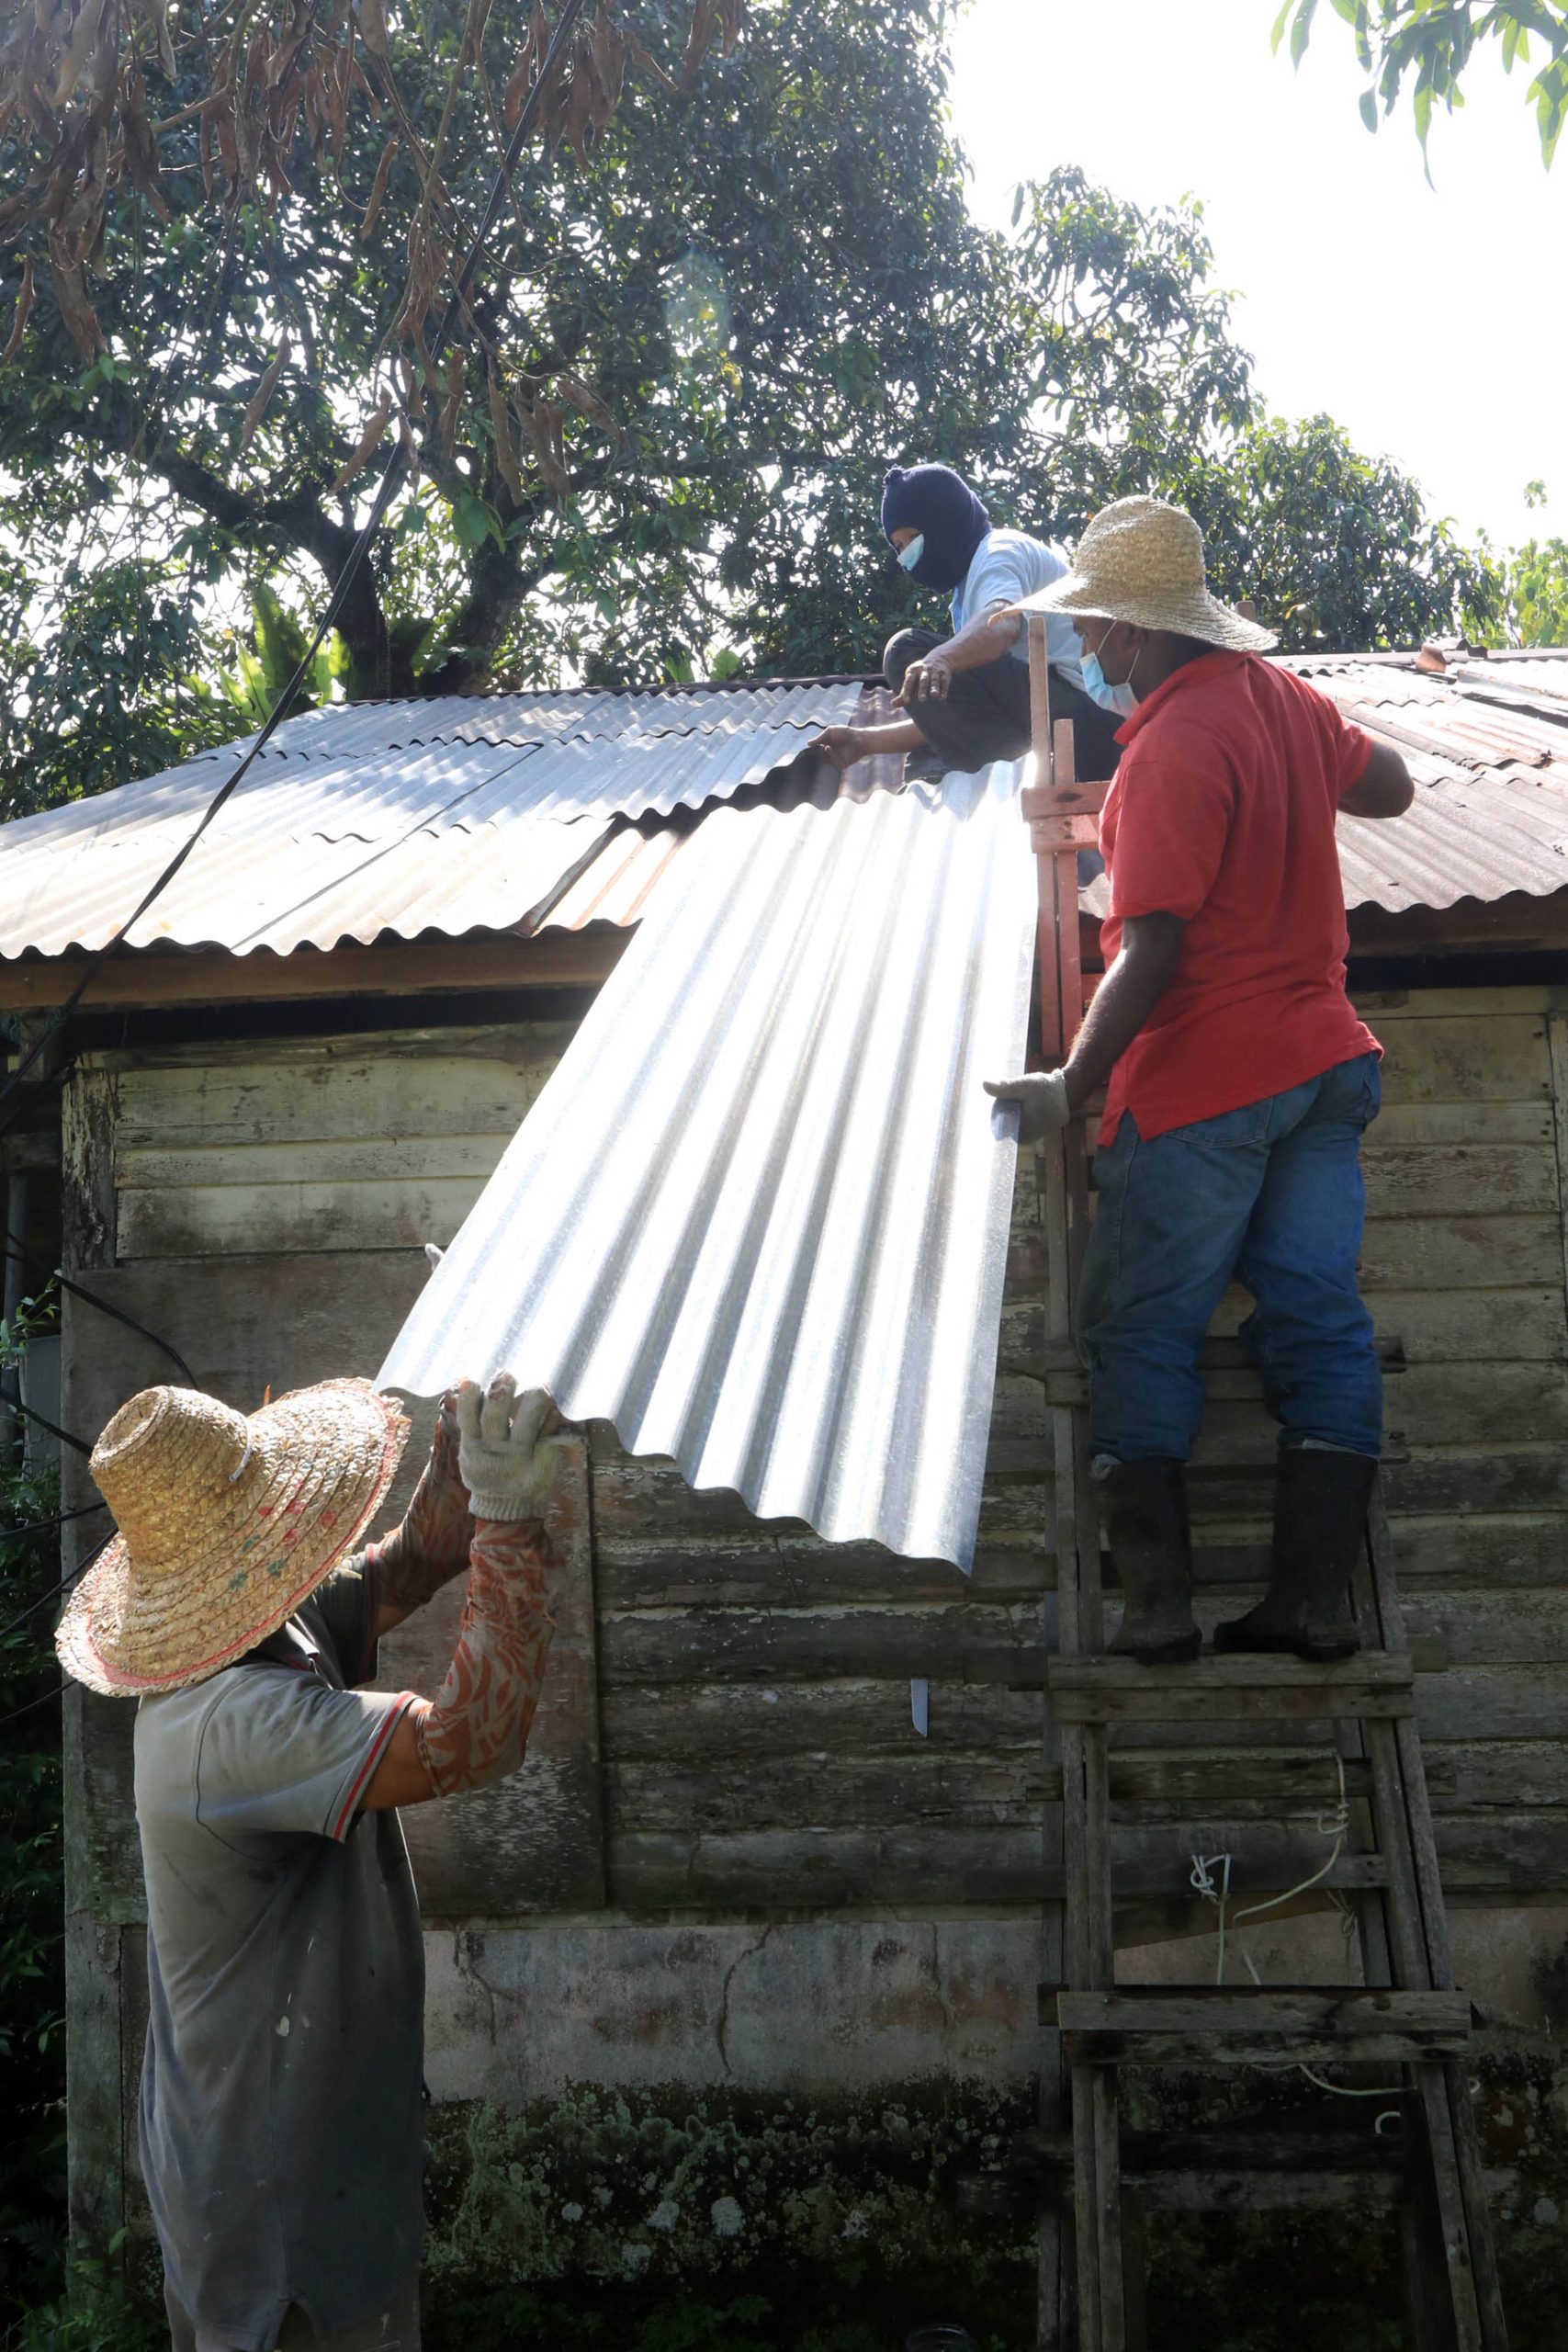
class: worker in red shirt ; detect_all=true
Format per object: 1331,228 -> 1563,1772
986,496 -> 1414,1667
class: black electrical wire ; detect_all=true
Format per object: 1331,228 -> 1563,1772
3,1240 -> 199,1387
0,1680 -> 67,1732
0,0 -> 595,1146
10,1401 -> 91,1457
0,1503 -> 108,1543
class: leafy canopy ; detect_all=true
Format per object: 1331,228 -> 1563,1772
0,0 -> 1526,820
1273,0 -> 1568,167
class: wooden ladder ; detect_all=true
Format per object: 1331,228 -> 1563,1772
1020,623 -> 1506,2352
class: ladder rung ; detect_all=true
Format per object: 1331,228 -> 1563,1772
1059,1985 -> 1472,2069
1048,1651 -> 1415,1723
1127,2167 -> 1405,2212
1036,1335 -> 1407,1376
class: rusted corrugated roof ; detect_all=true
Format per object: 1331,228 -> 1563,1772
1284,651 -> 1568,912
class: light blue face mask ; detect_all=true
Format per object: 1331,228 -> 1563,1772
1081,638 -> 1139,716
896,533 -> 925,574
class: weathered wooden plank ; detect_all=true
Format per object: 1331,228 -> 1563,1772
118,1134 -> 514,1191
1416,1666 -> 1568,1742
1353,986 -> 1552,1022
1359,1216 -> 1563,1292
1422,1740 -> 1568,1811
1212,1282 -> 1566,1363
597,1600 -> 1048,1687
593,1540 -> 1045,1611
1402,1587 -> 1568,1666
118,1175 -> 489,1260
111,1038 -> 558,1148
602,1676 -> 1045,1761
1386,1448 -> 1568,1514
62,1066 -> 119,1272
1381,1364 -> 1568,1448
1048,1653 -> 1413,1727
1391,1512 -> 1568,1587
604,1825 -> 1387,1912
1374,1014 -> 1551,1106
1436,1812 -> 1568,1889
1059,1985 -> 1471,2041
1371,1102 -> 1553,1148
1359,1145 -> 1559,1220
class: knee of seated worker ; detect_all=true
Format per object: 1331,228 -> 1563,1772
882,628 -> 925,690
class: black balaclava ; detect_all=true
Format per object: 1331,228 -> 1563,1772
880,463 -> 992,594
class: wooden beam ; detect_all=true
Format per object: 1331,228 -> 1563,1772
0,925 -> 629,1013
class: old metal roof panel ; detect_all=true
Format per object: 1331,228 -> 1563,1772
378,763 -> 1036,1569
0,680 -> 865,959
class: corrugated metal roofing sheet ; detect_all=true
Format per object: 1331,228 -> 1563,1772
1287,653 -> 1568,914
378,764 -> 1036,1569
0,679 -> 863,959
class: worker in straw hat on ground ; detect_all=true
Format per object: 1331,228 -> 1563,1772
985,494 -> 1416,1668
56,1369 -> 564,2352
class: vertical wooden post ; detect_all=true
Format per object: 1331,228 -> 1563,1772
1025,620 -> 1122,2350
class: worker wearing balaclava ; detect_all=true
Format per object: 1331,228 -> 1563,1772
810,460 -> 1127,783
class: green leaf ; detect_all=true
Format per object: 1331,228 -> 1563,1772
1359,85 -> 1380,130
1270,0 -> 1296,54
1290,0 -> 1321,69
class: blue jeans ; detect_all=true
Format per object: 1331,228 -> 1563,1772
1078,1053 -> 1383,1463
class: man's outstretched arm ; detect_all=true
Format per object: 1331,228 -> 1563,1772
363,1377 -> 561,1811
369,1393 -> 474,1635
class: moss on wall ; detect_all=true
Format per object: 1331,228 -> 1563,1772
421,2080 -> 1037,2347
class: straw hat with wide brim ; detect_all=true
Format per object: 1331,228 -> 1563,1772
56,1379 -> 410,1698
1008,494 -> 1278,652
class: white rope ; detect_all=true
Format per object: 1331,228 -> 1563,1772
1188,1748 -> 1404,2102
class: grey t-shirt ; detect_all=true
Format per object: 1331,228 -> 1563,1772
133,1561 -> 424,2350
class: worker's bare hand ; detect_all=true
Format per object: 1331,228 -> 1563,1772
897,654 -> 953,706
455,1373 -> 566,1524
810,725 -> 869,770
984,1069 -> 1075,1142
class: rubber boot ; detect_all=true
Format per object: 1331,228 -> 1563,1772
1214,1448 -> 1378,1663
1102,1458 -> 1201,1666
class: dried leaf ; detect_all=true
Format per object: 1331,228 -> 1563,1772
357,0 -> 389,58
358,130 -> 397,241
621,23 -> 676,93
486,364 -> 525,502
396,399 -> 421,489
438,349 -> 463,468
239,333 -> 289,452
50,0 -> 109,109
555,370 -> 619,436
1,256 -> 36,366
46,232 -> 104,357
331,387 -> 391,490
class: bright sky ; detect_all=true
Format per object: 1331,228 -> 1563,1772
949,0 -> 1568,552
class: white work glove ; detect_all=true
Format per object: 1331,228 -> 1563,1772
455,1374 -> 561,1522
983,1068 -> 1073,1143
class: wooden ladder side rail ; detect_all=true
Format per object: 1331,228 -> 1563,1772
1025,618 -> 1122,2351
1359,1493 -> 1511,2352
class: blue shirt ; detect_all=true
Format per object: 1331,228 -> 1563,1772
951,529 -> 1130,713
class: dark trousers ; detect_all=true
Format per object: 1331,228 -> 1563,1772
883,627 -> 1124,783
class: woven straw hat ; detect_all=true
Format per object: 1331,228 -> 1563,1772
56,1379 -> 410,1698
1009,495 -> 1277,651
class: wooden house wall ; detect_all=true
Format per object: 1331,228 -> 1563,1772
57,981 -> 1568,1951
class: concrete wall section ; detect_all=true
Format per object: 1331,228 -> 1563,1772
423,1916 -> 1043,2102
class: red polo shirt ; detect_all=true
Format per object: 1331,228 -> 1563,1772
1097,650 -> 1380,1146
